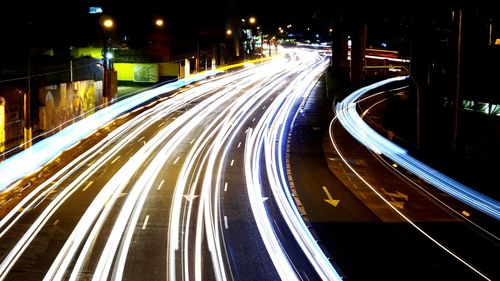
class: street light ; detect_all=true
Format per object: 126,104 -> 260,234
155,18 -> 164,27
103,19 -> 113,29
100,16 -> 115,106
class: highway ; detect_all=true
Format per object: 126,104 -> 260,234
1,49 -> 497,281
320,77 -> 499,280
0,49 -> 341,280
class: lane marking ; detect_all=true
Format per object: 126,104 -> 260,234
142,215 -> 150,230
190,138 -> 196,144
158,121 -> 166,127
237,142 -> 241,148
136,136 -> 145,143
173,156 -> 180,165
224,216 -> 229,229
322,186 -> 340,207
230,159 -> 234,167
224,182 -> 228,192
157,180 -> 165,191
82,181 -> 94,192
111,156 -> 121,164
252,117 -> 256,122
53,219 -> 59,226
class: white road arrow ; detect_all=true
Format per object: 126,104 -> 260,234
183,194 -> 199,202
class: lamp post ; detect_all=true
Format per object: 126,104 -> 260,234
100,16 -> 114,106
241,19 -> 247,62
24,60 -> 32,149
0,97 -> 5,154
249,17 -> 257,59
256,26 -> 264,62
241,16 -> 257,62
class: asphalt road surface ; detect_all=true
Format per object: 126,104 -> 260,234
0,49 -> 339,281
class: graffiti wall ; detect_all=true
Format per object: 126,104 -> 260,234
39,80 -> 102,132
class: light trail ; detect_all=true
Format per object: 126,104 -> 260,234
167,63 -> 277,281
334,76 -> 500,221
0,66 -> 254,280
0,48 -> 344,281
0,70 -> 223,191
0,96 -> 191,280
331,77 -> 493,280
244,51 -> 343,280
361,93 -> 499,241
46,66 -> 265,281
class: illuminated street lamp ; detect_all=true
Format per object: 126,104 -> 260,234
155,18 -> 164,27
241,17 -> 257,61
103,18 -> 113,29
100,16 -> 115,61
100,16 -> 115,106
226,29 -> 232,36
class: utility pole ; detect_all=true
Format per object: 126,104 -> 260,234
101,17 -> 115,106
0,97 -> 5,154
102,39 -> 109,105
196,41 -> 200,73
24,59 -> 32,149
452,9 -> 463,150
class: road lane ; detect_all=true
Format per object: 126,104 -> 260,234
323,78 -> 499,280
0,50 -> 343,281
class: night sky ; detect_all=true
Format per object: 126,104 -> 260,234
0,0 -> 334,57
1,1 -> 498,57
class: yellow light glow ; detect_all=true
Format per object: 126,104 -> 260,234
495,38 -> 500,45
155,19 -> 164,27
249,17 -> 256,24
103,19 -> 114,29
226,29 -> 232,36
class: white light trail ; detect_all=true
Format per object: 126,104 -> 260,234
244,50 -> 343,280
335,76 -> 500,220
0,70 -> 223,191
1,49 -> 345,281
331,76 -> 494,279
